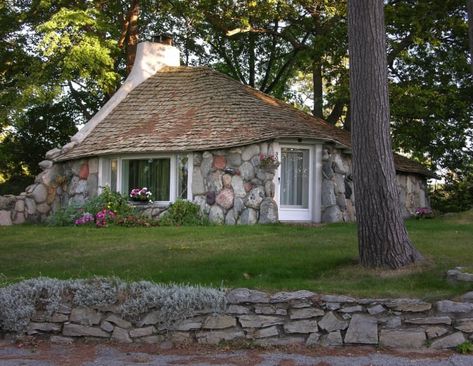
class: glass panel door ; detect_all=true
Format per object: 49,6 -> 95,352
281,147 -> 310,208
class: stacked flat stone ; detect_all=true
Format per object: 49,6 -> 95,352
10,288 -> 473,349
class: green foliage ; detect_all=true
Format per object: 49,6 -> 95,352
430,170 -> 473,213
46,204 -> 84,227
387,0 -> 473,173
37,8 -> 120,93
0,0 -> 471,194
159,199 -> 209,226
0,175 -> 35,196
456,341 -> 473,354
47,187 -> 134,226
0,102 -> 77,183
0,1 -> 125,189
115,214 -> 159,227
83,187 -> 134,217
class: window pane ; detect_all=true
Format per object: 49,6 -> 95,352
110,159 -> 117,192
177,155 -> 188,199
281,148 -> 309,208
125,158 -> 171,201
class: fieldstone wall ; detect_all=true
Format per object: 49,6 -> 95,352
192,142 -> 279,225
0,147 -> 99,225
397,173 -> 429,217
0,141 -> 431,226
5,288 -> 473,349
321,146 -> 430,223
321,147 -> 355,223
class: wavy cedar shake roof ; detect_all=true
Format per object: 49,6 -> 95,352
58,66 -> 434,178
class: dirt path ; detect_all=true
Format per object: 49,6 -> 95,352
1,339 -> 472,366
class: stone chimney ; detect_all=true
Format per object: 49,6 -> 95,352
69,35 -> 180,146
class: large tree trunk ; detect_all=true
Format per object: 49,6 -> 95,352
312,60 -> 323,118
119,0 -> 140,75
348,0 -> 423,268
468,0 -> 473,75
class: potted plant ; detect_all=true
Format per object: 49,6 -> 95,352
259,152 -> 280,171
129,187 -> 153,203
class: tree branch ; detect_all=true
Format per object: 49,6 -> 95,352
326,99 -> 346,125
264,32 -> 311,93
67,81 -> 92,121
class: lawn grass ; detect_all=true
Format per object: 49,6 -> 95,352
0,213 -> 472,299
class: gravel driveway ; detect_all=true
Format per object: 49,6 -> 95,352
1,339 -> 472,366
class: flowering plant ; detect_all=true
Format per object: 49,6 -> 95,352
74,213 -> 94,226
415,207 -> 433,219
95,209 -> 116,228
129,187 -> 152,202
259,152 -> 280,170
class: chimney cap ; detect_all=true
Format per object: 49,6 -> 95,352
151,33 -> 173,45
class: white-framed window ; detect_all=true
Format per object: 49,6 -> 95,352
98,153 -> 193,203
122,157 -> 172,201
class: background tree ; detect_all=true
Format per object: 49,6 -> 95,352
467,0 -> 473,74
0,0 -> 128,191
386,0 -> 473,174
348,0 -> 423,268
0,0 -> 471,209
0,103 -> 77,194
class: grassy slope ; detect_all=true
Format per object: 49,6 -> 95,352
0,214 -> 472,298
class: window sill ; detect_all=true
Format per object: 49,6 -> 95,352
128,201 -> 170,209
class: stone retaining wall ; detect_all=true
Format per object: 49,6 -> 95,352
6,288 -> 473,350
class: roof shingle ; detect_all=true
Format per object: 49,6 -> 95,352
57,66 -> 434,177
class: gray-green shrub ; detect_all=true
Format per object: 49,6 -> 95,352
0,277 -> 225,333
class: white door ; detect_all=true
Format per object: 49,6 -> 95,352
278,146 -> 313,221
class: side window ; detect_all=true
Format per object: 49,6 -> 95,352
110,159 -> 118,192
177,154 -> 188,199
122,158 -> 171,201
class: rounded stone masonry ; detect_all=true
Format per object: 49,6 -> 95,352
193,143 -> 279,225
0,155 -> 105,225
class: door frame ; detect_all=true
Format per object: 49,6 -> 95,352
273,142 -> 322,223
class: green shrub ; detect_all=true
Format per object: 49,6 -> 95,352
115,214 -> 159,227
430,170 -> 473,213
47,187 -> 135,226
46,204 -> 84,226
83,186 -> 134,217
159,199 -> 209,226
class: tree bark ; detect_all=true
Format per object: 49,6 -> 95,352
467,0 -> 473,75
119,0 -> 140,75
312,60 -> 323,118
326,99 -> 346,125
348,0 -> 423,268
248,32 -> 256,87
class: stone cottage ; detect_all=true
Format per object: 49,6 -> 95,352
0,38 -> 434,225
